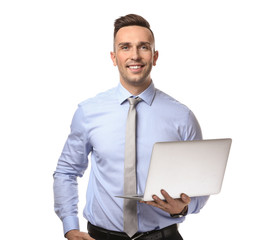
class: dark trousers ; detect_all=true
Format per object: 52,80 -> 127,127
91,234 -> 183,240
88,222 -> 183,240
163,231 -> 183,240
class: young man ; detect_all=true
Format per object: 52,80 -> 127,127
54,14 -> 209,240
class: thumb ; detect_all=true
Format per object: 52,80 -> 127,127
180,193 -> 191,204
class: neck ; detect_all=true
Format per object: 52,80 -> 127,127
120,78 -> 152,96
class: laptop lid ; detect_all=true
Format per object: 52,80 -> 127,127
142,138 -> 232,201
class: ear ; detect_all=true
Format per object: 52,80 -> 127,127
110,52 -> 117,66
153,50 -> 159,66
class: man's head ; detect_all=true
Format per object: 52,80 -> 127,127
113,14 -> 155,50
111,14 -> 158,95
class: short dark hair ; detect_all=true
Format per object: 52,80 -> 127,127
113,14 -> 155,43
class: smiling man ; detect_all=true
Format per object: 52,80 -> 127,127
54,14 -> 209,240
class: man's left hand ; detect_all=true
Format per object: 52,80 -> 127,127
140,189 -> 191,215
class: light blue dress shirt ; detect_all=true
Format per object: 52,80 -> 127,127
53,82 -> 209,235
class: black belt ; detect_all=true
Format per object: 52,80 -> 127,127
88,222 -> 178,240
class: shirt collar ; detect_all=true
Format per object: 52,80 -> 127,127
117,81 -> 156,106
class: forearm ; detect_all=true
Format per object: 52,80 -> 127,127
53,172 -> 80,235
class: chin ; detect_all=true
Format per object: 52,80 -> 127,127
127,78 -> 149,86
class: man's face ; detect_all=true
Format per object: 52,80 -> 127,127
111,26 -> 158,90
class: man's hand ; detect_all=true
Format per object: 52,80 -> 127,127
65,230 -> 94,240
141,189 -> 191,215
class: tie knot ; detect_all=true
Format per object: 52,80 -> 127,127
128,97 -> 141,106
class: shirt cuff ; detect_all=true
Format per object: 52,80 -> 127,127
187,196 -> 209,215
187,197 -> 197,214
62,216 -> 80,236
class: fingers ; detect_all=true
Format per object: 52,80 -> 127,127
83,232 -> 94,240
65,230 -> 94,240
143,198 -> 164,210
160,189 -> 174,204
140,190 -> 191,215
140,192 -> 167,211
143,190 -> 177,211
156,189 -> 190,205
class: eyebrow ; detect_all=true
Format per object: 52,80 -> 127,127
118,41 -> 152,47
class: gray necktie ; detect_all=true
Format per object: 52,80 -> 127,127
123,97 -> 141,238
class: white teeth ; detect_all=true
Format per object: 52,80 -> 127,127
129,66 -> 142,69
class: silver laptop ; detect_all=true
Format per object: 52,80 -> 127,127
116,138 -> 232,201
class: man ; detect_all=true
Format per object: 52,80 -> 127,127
54,14 -> 209,240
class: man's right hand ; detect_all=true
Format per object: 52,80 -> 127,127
65,230 -> 94,240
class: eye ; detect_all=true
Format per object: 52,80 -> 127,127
121,46 -> 129,50
140,45 -> 149,50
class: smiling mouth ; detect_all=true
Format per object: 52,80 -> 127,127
127,65 -> 145,71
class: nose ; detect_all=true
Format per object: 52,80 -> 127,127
130,47 -> 141,61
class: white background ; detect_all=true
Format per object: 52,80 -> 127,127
0,0 -> 269,239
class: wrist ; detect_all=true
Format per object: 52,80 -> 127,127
65,229 -> 79,239
170,205 -> 188,218
63,216 -> 80,237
